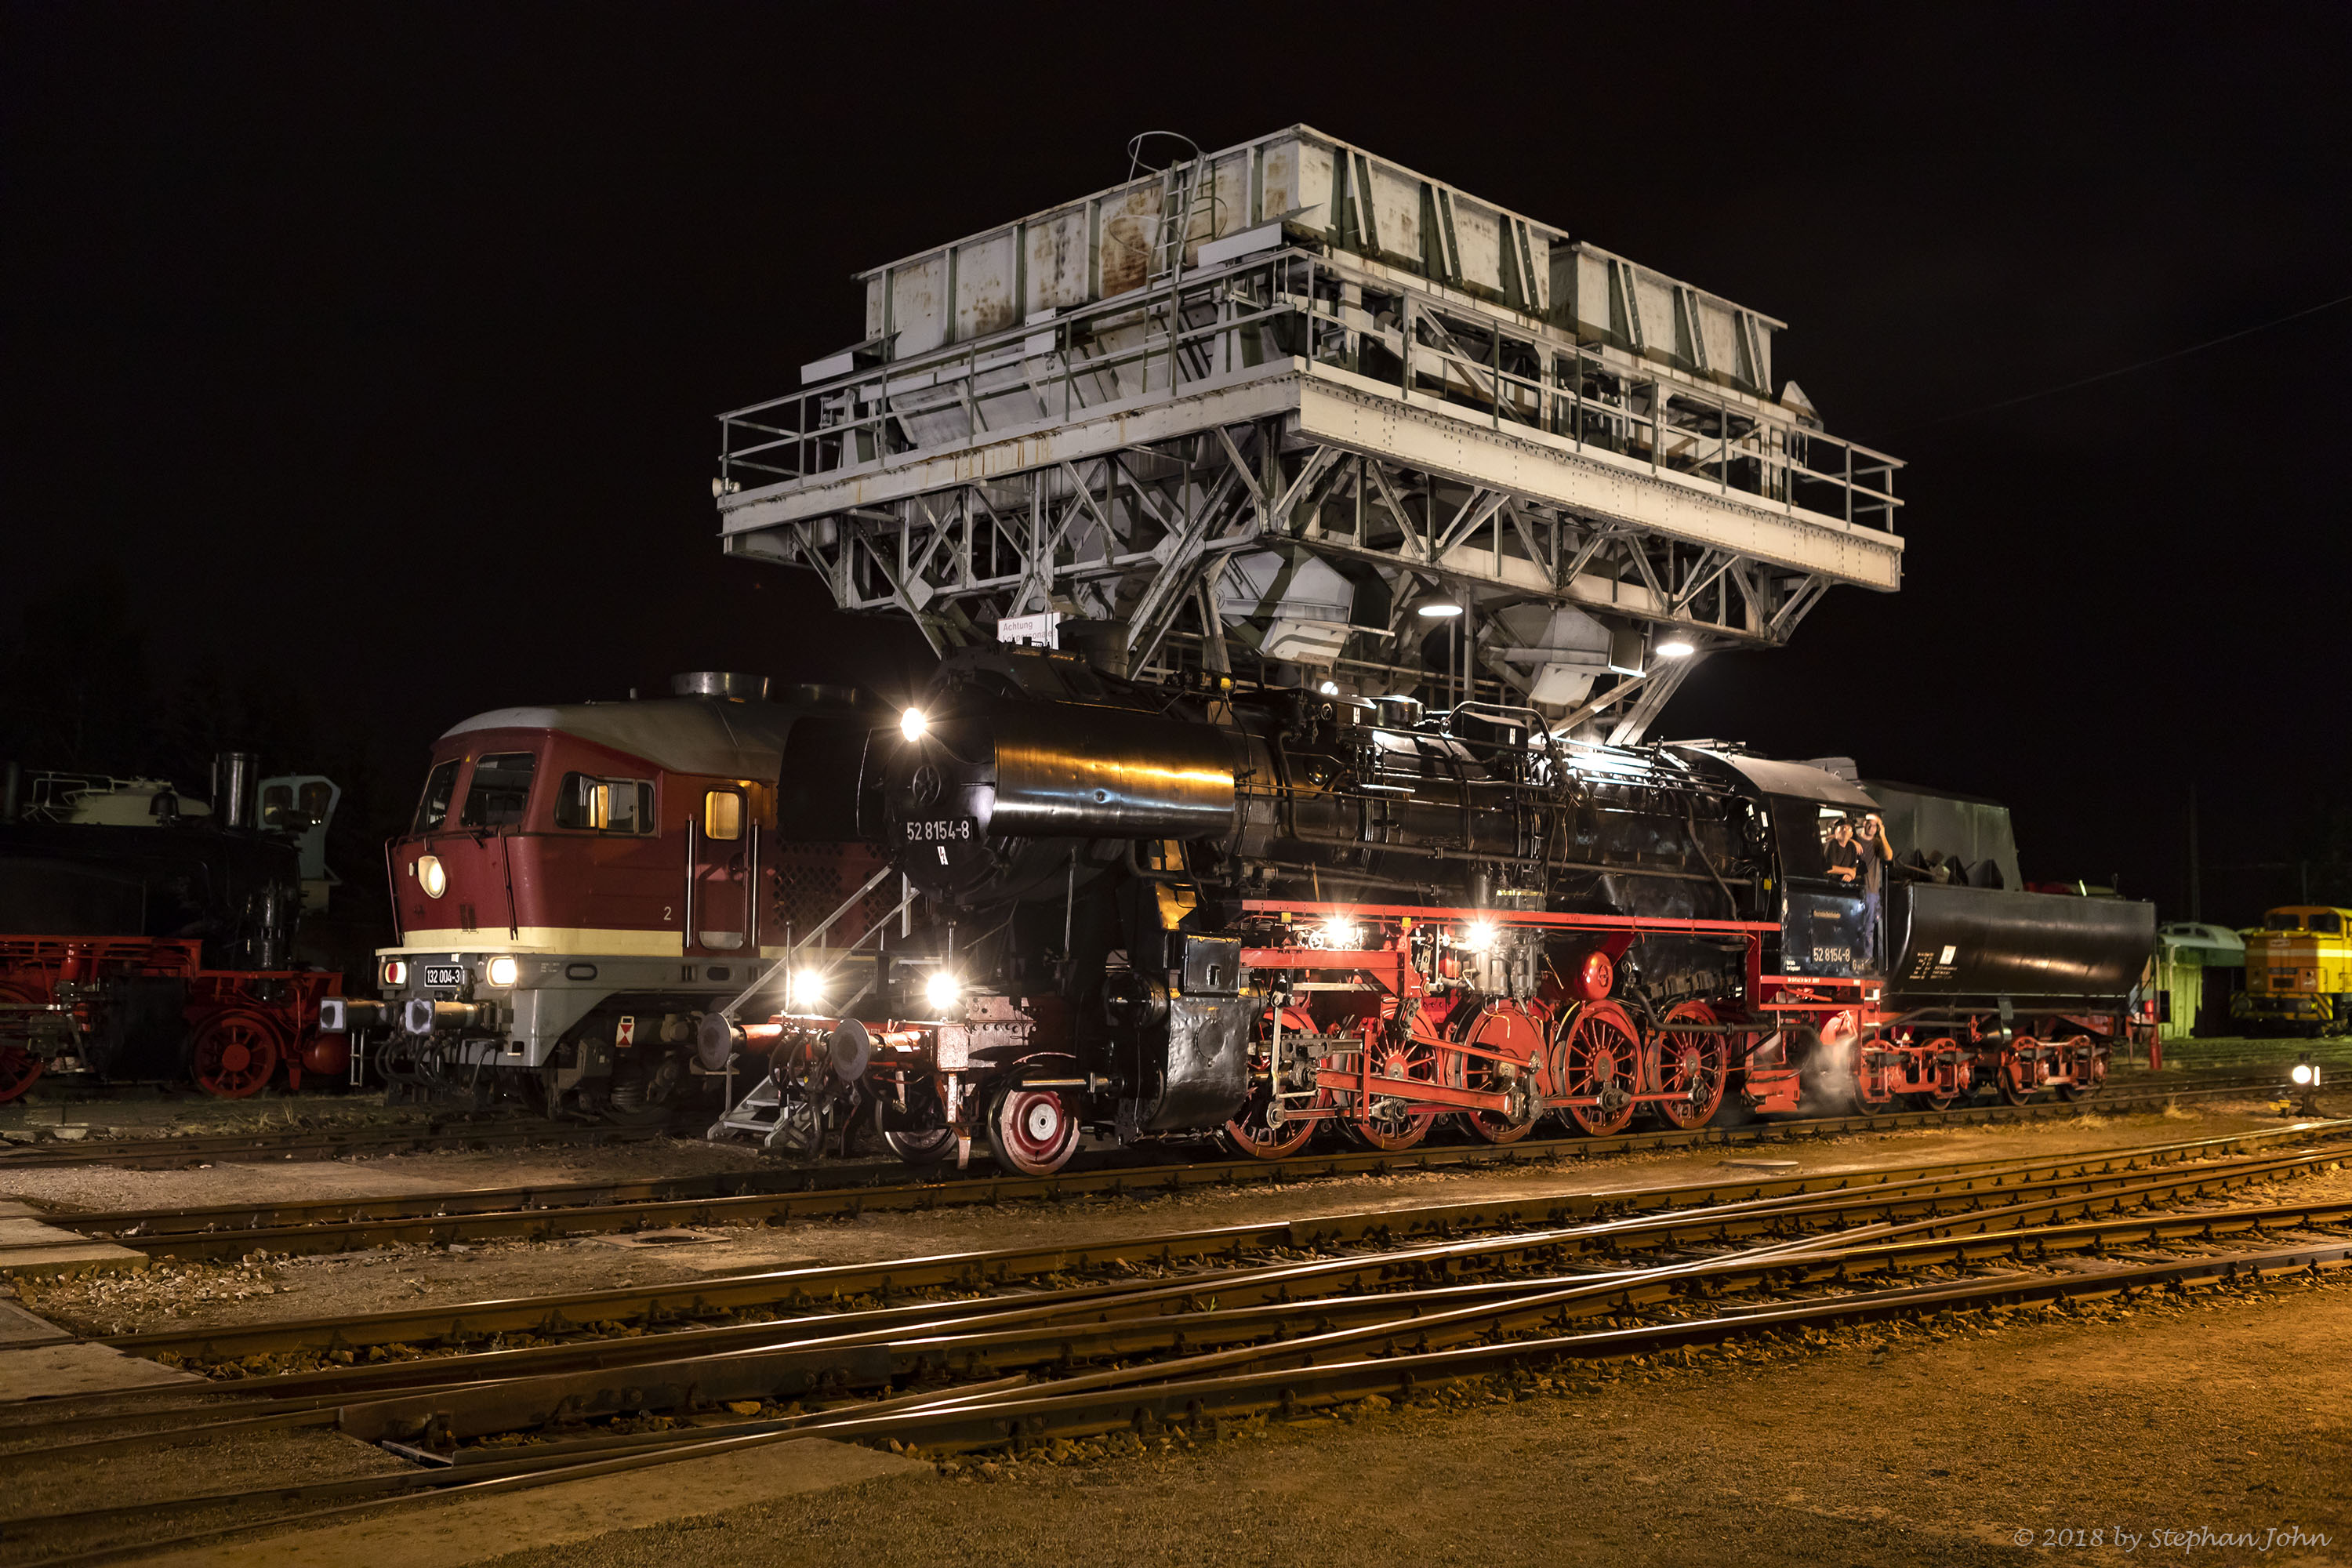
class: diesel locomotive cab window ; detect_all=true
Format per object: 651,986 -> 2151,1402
2311,913 -> 2343,935
459,753 -> 538,829
412,759 -> 460,833
555,774 -> 652,833
2266,912 -> 2303,931
703,789 -> 744,840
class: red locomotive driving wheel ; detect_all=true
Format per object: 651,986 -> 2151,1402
1554,1000 -> 1641,1136
987,1077 -> 1080,1176
0,982 -> 44,1105
187,1009 -> 283,1099
1653,1000 -> 1730,1130
1225,1005 -> 1323,1160
1450,1000 -> 1548,1145
1340,1020 -> 1439,1152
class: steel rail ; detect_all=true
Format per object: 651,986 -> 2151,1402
64,1120 -> 2343,1364
24,1229 -> 2350,1568
16,1188 -> 2350,1468
325,1154 -> 2352,1448
48,1080 -> 2302,1261
9,1123 -> 2339,1453
0,1117 -> 664,1171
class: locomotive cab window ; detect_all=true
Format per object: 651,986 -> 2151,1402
703,789 -> 744,840
2310,912 -> 2342,935
555,774 -> 653,833
412,759 -> 460,833
459,753 -> 539,828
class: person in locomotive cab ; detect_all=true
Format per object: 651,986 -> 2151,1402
1823,818 -> 1863,884
1853,813 -> 1893,970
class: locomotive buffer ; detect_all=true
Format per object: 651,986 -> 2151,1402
713,125 -> 1902,742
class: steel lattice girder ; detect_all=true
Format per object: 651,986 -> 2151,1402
717,243 -> 1901,742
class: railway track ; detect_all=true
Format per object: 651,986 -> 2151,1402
4,1120 -> 2347,1565
32,1076 -> 2297,1263
0,1115 -> 666,1171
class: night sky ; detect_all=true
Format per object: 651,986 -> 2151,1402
7,5 -> 2349,923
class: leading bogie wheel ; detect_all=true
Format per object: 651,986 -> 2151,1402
1653,1000 -> 1730,1130
188,1009 -> 282,1098
882,1124 -> 960,1164
987,1080 -> 1080,1176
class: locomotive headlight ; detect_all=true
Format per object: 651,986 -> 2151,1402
924,969 -> 961,1012
382,960 -> 408,987
416,855 -> 447,898
899,707 -> 928,742
788,968 -> 826,1010
1461,921 -> 1497,954
486,956 -> 520,988
2292,1062 -> 2318,1086
1319,916 -> 1359,949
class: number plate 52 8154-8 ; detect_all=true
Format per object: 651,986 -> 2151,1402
901,818 -> 975,844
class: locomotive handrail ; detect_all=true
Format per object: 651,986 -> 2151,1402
714,863 -> 896,1022
1238,898 -> 1777,936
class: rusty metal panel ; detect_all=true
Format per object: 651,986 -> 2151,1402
1025,206 -> 1090,314
1259,133 -> 1334,228
889,255 -> 946,356
953,229 -> 1018,342
863,276 -> 885,341
1098,181 -> 1160,298
1360,158 -> 1422,268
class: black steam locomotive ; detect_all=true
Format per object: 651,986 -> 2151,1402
730,644 -> 2150,1174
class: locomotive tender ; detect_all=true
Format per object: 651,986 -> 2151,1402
715,642 -> 2153,1174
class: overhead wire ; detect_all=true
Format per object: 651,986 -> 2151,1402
1905,289 -> 2352,430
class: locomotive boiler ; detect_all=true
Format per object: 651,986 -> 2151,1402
739,643 -> 2152,1174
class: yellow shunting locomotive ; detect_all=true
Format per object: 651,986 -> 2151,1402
2233,906 -> 2352,1033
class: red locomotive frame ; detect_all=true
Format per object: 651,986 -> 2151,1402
0,935 -> 347,1103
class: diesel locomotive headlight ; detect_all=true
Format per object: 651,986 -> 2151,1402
486,956 -> 520,987
899,707 -> 928,742
924,970 -> 960,1012
382,959 -> 408,987
416,855 -> 447,898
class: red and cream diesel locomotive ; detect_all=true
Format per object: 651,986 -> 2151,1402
357,673 -> 893,1112
707,643 -> 2151,1173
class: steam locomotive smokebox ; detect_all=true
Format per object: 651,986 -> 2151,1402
887,691 -> 1240,900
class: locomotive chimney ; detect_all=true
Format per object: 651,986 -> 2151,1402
211,751 -> 256,829
1058,619 -> 1131,680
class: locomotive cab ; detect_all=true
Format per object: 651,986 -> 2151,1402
374,674 -> 894,1112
